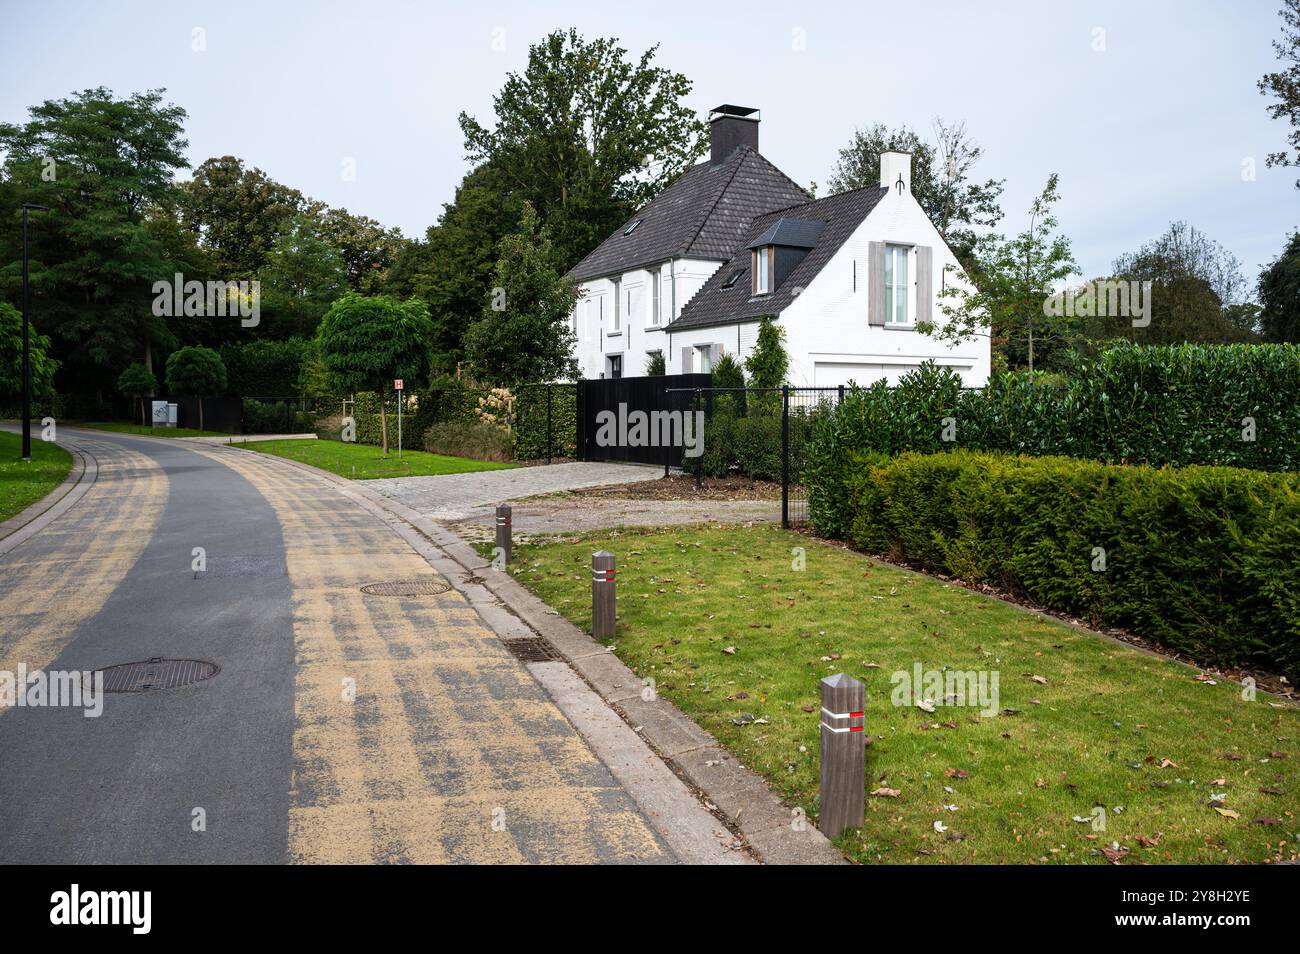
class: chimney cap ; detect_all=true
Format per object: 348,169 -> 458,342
709,104 -> 760,123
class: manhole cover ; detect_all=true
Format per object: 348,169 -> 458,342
97,657 -> 220,693
360,578 -> 451,597
502,637 -> 560,663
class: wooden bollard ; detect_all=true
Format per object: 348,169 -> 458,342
495,504 -> 512,565
819,672 -> 866,838
591,550 -> 616,639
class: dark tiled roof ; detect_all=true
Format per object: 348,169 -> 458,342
570,146 -> 809,282
747,217 -> 824,249
666,185 -> 889,332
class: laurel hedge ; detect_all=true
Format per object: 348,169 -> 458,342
825,449 -> 1300,677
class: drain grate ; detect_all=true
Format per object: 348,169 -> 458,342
97,657 -> 220,693
360,578 -> 451,597
502,637 -> 560,663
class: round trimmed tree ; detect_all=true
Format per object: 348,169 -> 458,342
164,346 -> 227,431
315,293 -> 433,453
116,363 -> 157,426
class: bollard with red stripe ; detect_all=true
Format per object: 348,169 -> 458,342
818,672 -> 866,837
591,550 -> 616,639
495,504 -> 512,565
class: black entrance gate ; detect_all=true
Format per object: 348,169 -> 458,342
575,373 -> 711,467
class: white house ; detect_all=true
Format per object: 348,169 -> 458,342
568,105 -> 990,387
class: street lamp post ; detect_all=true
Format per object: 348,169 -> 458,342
21,203 -> 49,461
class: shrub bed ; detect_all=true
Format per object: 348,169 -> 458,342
820,449 -> 1300,677
513,384 -> 576,460
422,420 -> 512,462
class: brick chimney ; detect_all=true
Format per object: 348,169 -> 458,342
710,105 -> 760,163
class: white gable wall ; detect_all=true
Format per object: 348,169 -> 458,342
778,186 -> 989,388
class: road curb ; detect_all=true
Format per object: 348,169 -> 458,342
212,444 -> 845,865
0,436 -> 97,558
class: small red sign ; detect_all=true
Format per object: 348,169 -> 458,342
393,379 -> 404,391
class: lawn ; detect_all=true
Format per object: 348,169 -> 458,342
507,523 -> 1300,865
0,431 -> 73,523
238,438 -> 517,479
78,421 -> 231,438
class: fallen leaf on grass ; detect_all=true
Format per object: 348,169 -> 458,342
721,646 -> 736,655
870,787 -> 901,798
1223,752 -> 1243,761
932,821 -> 948,833
916,699 -> 936,713
1158,758 -> 1178,769
944,768 -> 970,779
1030,675 -> 1048,685
1136,833 -> 1162,848
1101,845 -> 1129,863
1210,778 -> 1227,786
1255,816 -> 1282,825
1214,807 -> 1241,819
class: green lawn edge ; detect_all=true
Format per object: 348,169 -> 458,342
0,432 -> 74,523
237,437 -> 517,480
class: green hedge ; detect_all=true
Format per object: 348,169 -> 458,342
806,344 -> 1300,537
825,449 -> 1300,677
514,384 -> 576,460
220,338 -> 309,397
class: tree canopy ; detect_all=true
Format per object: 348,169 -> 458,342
463,204 -> 577,387
459,29 -> 705,271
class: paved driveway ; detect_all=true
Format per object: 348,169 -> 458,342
364,461 -> 661,521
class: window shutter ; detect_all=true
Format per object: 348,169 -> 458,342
916,245 -> 933,325
868,242 -> 885,327
681,347 -> 694,373
710,343 -> 723,365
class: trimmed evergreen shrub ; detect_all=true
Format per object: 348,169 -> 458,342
513,384 -> 577,459
824,449 -> 1300,677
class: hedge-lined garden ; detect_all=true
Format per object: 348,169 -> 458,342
812,449 -> 1300,678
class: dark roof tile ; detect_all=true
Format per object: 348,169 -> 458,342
570,146 -> 809,282
665,185 -> 888,332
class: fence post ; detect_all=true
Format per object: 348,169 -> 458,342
781,385 -> 790,528
495,504 -> 512,565
694,388 -> 703,489
819,672 -> 865,838
591,550 -> 616,638
546,384 -> 553,465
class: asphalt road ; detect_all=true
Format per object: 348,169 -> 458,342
0,430 -> 673,864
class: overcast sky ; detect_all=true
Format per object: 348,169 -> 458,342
3,0 -> 1296,290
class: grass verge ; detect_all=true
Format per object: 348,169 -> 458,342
0,432 -> 73,523
237,438 -> 517,479
507,523 -> 1300,864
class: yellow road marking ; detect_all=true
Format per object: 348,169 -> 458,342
0,440 -> 167,680
197,447 -> 669,864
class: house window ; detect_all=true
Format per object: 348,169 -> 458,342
611,280 -> 621,332
753,247 -> 772,294
695,344 -> 715,373
884,244 -> 910,325
607,354 -> 623,379
650,269 -> 661,325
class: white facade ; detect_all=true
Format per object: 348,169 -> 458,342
571,152 -> 990,388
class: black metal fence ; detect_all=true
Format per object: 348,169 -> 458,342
665,385 -> 844,528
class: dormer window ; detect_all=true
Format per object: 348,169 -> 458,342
753,246 -> 773,295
